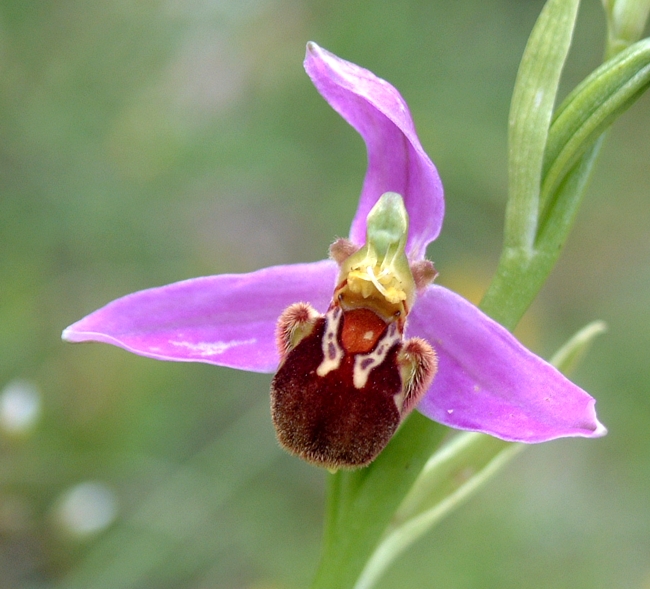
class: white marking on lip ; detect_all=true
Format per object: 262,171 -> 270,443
316,307 -> 344,378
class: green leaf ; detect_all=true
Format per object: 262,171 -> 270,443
481,136 -> 604,329
540,38 -> 650,222
505,0 -> 581,252
482,39 -> 650,328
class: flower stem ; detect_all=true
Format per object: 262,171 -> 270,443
310,413 -> 447,589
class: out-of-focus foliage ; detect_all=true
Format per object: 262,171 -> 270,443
0,1 -> 648,588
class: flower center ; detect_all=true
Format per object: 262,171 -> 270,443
335,192 -> 416,323
270,193 -> 438,470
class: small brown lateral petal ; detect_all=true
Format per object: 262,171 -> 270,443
271,317 -> 402,470
411,259 -> 438,290
329,238 -> 360,265
397,337 -> 437,415
275,302 -> 320,360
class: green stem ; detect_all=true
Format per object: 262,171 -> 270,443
481,137 -> 603,328
311,414 -> 447,588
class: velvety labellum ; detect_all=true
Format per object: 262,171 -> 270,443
271,300 -> 436,470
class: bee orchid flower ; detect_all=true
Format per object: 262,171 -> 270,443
63,42 -> 606,470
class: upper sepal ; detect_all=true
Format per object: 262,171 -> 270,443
304,42 -> 444,260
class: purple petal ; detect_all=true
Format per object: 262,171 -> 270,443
63,260 -> 338,373
304,42 -> 444,261
407,285 -> 606,442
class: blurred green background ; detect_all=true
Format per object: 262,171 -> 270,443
1,0 -> 649,587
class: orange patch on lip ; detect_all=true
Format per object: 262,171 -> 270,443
341,308 -> 387,354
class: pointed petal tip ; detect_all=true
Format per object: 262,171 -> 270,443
568,395 -> 607,441
61,323 -> 126,348
304,42 -> 342,81
62,317 -> 106,344
61,324 -> 83,343
591,419 -> 608,438
62,325 -> 109,346
304,41 -> 324,65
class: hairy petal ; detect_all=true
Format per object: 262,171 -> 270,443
407,285 -> 606,442
62,260 -> 338,373
304,42 -> 444,260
